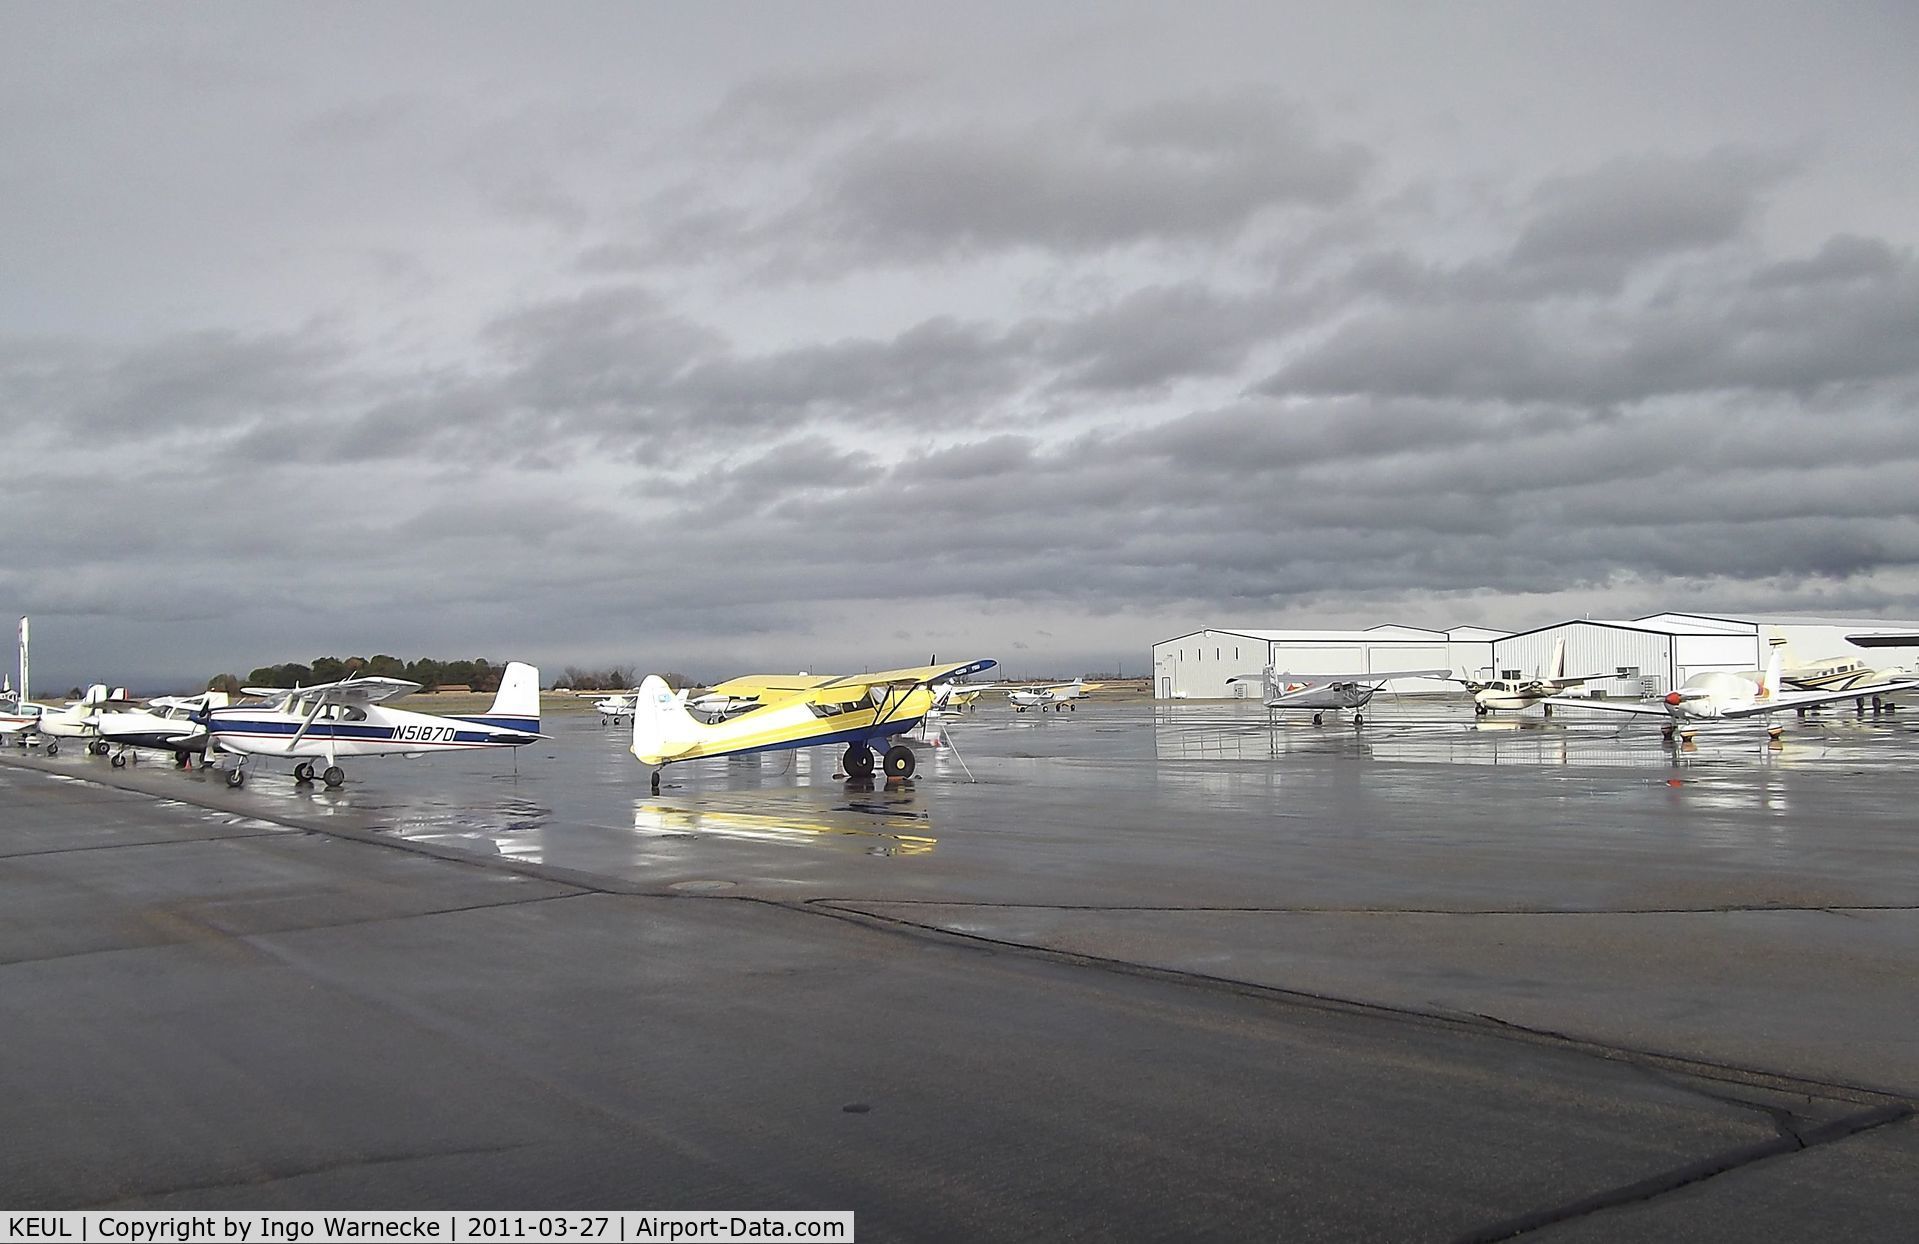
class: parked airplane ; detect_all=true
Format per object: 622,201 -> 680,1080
96,692 -> 229,767
32,684 -> 119,755
629,658 -> 996,792
997,678 -> 1094,712
1450,639 -> 1597,715
1543,649 -> 1919,740
2,618 -> 41,741
1227,667 -> 1451,727
591,693 -> 637,725
200,661 -> 545,787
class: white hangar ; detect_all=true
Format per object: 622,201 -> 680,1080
1491,616 -> 1761,699
1152,626 -> 1507,699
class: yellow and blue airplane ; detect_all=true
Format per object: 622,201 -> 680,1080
629,657 -> 996,791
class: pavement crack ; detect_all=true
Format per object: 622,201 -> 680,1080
0,830 -> 287,859
1447,1103 -> 1912,1243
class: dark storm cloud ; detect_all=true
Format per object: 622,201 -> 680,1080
1036,283 -> 1306,394
1511,149 -> 1790,269
4,329 -> 347,440
813,93 -> 1371,257
1268,233 -> 1919,403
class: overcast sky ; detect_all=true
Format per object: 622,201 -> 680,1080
6,2 -> 1919,690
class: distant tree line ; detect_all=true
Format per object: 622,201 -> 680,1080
552,665 -> 636,692
231,656 -> 508,692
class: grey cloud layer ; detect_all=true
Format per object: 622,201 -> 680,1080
9,11 -> 1919,685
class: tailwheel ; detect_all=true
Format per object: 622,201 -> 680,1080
293,762 -> 315,784
225,767 -> 245,788
883,745 -> 916,779
842,744 -> 875,778
1352,712 -> 1364,728
322,765 -> 346,788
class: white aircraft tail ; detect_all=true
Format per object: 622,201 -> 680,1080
487,661 -> 541,724
631,675 -> 705,766
1548,637 -> 1567,680
1759,647 -> 1784,699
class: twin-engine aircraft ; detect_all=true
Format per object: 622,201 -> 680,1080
1227,667 -> 1451,727
97,692 -> 227,766
1450,639 -> 1598,715
1544,649 -> 1919,740
629,658 -> 996,792
200,661 -> 545,787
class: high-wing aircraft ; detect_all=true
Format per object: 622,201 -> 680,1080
629,658 -> 996,792
591,692 -> 637,724
1449,639 -> 1598,715
1543,648 -> 1919,740
996,678 -> 1095,712
200,661 -> 545,787
96,692 -> 229,767
1227,667 -> 1451,727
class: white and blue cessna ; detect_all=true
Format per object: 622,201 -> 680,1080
201,661 -> 545,788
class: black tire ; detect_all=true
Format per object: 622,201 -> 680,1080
110,753 -> 126,768
1353,713 -> 1364,728
225,768 -> 244,788
1475,704 -> 1488,716
883,745 -> 916,779
1311,713 -> 1323,726
322,765 -> 345,788
842,745 -> 874,778
89,739 -> 108,756
44,739 -> 57,756
293,762 -> 314,783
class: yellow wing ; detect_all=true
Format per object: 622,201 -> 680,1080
815,658 -> 998,690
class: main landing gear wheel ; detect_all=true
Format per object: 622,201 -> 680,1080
44,738 -> 58,756
110,752 -> 126,768
322,765 -> 345,788
842,744 -> 875,778
1311,712 -> 1324,726
225,767 -> 245,788
1352,712 -> 1364,728
650,771 -> 661,794
89,739 -> 109,756
1661,725 -> 1677,741
1542,703 -> 1553,717
883,745 -> 916,779
293,762 -> 315,783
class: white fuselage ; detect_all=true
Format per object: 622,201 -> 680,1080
97,702 -> 209,753
208,698 -> 538,762
1266,681 -> 1376,711
1470,682 -> 1552,711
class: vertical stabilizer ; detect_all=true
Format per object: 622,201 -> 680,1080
631,675 -> 704,766
1760,647 -> 1784,699
1549,637 -> 1567,680
486,661 -> 541,726
18,617 -> 29,706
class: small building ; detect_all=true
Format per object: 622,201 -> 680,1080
1152,625 -> 1503,699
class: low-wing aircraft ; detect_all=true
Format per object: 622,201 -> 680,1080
1226,667 -> 1451,727
96,692 -> 229,767
1543,649 -> 1919,740
31,684 -> 118,755
200,661 -> 545,787
629,658 -> 996,792
1450,639 -> 1598,715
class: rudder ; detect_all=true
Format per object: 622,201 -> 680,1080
631,675 -> 704,766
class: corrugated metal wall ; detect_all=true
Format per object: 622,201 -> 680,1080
1493,624 -> 1677,696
